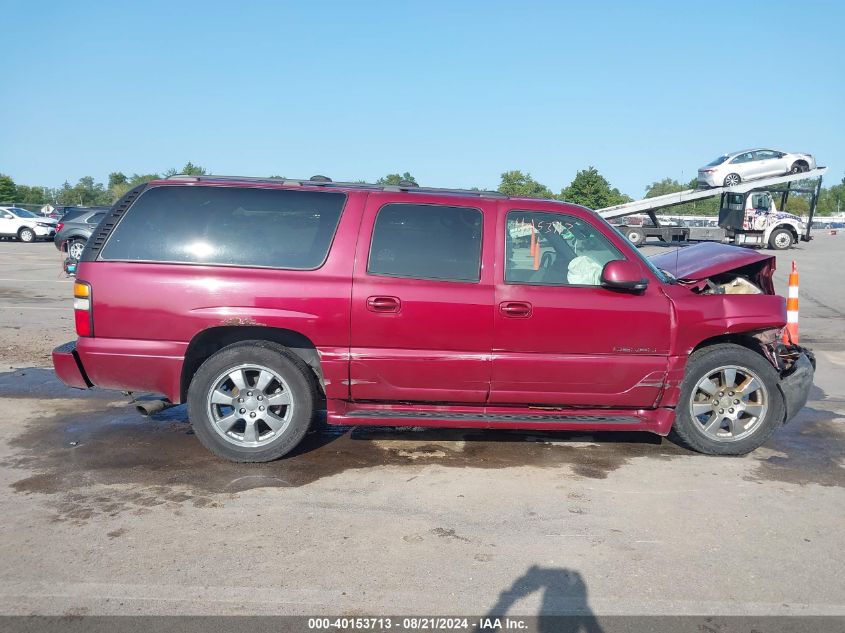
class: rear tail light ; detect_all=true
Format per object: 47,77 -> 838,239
56,222 -> 64,232
701,169 -> 715,173
73,281 -> 93,337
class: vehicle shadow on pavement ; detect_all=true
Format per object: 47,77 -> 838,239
476,565 -> 603,632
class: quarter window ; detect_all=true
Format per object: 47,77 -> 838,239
368,203 -> 483,282
505,211 -> 622,286
99,185 -> 346,269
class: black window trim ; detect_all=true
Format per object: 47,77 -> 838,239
503,209 -> 625,289
96,184 -> 348,272
366,201 -> 484,284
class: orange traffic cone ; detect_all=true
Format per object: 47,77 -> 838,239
783,261 -> 799,344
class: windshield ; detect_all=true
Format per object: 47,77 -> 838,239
706,155 -> 729,167
10,208 -> 38,218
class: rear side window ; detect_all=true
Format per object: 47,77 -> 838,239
99,185 -> 346,269
368,203 -> 482,282
87,213 -> 105,224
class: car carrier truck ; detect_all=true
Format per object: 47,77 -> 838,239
598,168 -> 827,250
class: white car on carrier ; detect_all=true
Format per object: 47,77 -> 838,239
698,149 -> 816,188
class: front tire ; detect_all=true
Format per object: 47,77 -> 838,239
768,228 -> 794,250
18,228 -> 35,243
187,340 -> 317,462
671,344 -> 784,455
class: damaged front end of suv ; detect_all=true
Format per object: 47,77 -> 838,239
652,242 -> 815,427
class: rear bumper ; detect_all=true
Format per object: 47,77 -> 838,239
52,341 -> 92,390
779,350 -> 814,423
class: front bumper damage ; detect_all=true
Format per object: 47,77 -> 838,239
776,346 -> 815,423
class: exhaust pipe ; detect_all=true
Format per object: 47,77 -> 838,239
135,399 -> 173,417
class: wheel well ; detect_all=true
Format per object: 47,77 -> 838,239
773,224 -> 799,240
792,159 -> 809,168
180,326 -> 324,402
691,333 -> 769,361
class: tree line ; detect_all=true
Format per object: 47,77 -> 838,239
2,163 -> 843,216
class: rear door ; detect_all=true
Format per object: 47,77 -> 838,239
491,204 -> 672,407
349,193 -> 496,403
730,151 -> 757,179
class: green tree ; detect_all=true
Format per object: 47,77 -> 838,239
560,167 -> 631,209
497,170 -> 554,199
56,176 -> 112,206
645,177 -> 686,198
108,172 -> 128,189
164,161 -> 208,177
376,172 -> 418,186
0,174 -> 17,203
15,185 -> 50,205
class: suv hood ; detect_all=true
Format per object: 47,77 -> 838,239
649,243 -> 776,294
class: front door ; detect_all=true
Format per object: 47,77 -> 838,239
349,193 -> 496,403
491,206 -> 672,408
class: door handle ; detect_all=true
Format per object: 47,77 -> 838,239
367,296 -> 401,313
499,301 -> 532,318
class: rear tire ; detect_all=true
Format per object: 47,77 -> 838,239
723,173 -> 741,187
187,340 -> 317,462
18,227 -> 35,243
67,239 -> 86,260
625,227 -> 645,246
671,344 -> 784,455
768,228 -> 794,250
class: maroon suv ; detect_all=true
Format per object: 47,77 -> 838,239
53,175 -> 814,462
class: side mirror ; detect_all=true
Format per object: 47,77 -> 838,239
601,260 -> 648,292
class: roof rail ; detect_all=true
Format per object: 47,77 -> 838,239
163,174 -> 507,198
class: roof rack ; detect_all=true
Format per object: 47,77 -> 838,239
164,174 -> 508,199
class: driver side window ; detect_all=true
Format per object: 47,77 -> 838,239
505,211 -> 622,286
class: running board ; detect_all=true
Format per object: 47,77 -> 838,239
328,402 -> 674,435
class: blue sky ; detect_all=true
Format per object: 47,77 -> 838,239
1,0 -> 843,197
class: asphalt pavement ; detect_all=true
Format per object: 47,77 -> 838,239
0,234 -> 843,617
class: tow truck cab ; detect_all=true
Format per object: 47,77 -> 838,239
719,191 -> 805,250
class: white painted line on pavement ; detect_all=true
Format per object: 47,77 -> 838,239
0,278 -> 74,282
0,306 -> 69,310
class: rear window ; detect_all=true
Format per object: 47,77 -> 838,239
99,185 -> 346,269
706,155 -> 729,167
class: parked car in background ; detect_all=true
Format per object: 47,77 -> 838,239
697,149 -> 816,188
0,206 -> 57,242
54,207 -> 110,259
53,175 -> 814,463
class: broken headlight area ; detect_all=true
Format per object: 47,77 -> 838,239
697,274 -> 763,295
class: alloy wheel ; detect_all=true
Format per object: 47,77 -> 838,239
68,241 -> 85,259
689,365 -> 769,442
206,363 -> 295,447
